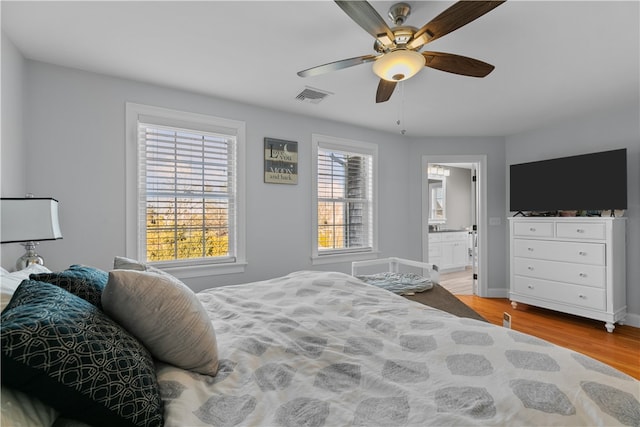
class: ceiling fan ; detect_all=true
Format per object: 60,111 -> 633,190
298,1 -> 506,103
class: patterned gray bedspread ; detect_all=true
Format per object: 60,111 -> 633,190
157,271 -> 639,426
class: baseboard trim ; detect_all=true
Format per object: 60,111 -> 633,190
485,288 -> 509,298
623,312 -> 640,329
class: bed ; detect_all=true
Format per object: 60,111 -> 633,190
1,261 -> 639,427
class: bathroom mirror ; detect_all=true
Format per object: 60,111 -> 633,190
428,176 -> 446,224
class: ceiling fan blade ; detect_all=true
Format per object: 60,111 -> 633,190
335,1 -> 396,48
408,1 -> 506,49
376,79 -> 397,103
298,54 -> 378,78
422,52 -> 494,77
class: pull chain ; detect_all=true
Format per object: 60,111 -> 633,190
396,82 -> 406,135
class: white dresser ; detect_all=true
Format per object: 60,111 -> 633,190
508,217 -> 626,332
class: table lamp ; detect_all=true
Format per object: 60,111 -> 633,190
1,197 -> 63,270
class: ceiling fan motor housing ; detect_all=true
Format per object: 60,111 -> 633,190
374,27 -> 418,53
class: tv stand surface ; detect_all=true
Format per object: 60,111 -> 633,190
508,217 -> 626,333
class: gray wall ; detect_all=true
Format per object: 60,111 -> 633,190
1,34 -> 27,265
408,137 -> 508,296
2,30 -> 637,324
1,35 -> 25,195
505,102 -> 640,324
1,53 -> 508,294
12,60 -> 414,290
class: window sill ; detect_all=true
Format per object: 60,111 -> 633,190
311,251 -> 379,266
159,261 -> 247,280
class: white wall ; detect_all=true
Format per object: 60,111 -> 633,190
505,102 -> 640,323
1,33 -> 27,266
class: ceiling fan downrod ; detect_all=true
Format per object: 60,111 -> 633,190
388,2 -> 411,26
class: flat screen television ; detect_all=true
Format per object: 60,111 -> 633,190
510,148 -> 627,213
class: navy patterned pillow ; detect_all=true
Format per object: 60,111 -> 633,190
30,264 -> 107,308
1,280 -> 164,427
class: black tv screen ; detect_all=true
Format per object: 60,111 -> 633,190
510,148 -> 627,212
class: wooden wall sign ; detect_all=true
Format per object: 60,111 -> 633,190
264,138 -> 298,184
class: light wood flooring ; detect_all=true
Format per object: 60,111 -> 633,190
456,294 -> 640,379
439,267 -> 474,295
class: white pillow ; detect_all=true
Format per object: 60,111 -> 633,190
0,385 -> 58,427
1,263 -> 52,292
102,269 -> 219,376
1,264 -> 52,312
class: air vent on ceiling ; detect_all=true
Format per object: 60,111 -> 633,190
295,86 -> 333,104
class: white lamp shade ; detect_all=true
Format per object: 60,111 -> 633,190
372,50 -> 425,82
1,198 -> 63,243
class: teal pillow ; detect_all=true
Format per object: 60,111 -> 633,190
30,265 -> 107,308
1,280 -> 164,427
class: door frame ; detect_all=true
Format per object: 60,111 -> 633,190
421,154 -> 488,297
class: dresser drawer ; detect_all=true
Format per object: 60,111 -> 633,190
513,239 -> 605,265
513,221 -> 554,238
556,222 -> 606,240
512,276 -> 605,311
513,258 -> 605,288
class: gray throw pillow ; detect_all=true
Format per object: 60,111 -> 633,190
102,270 -> 219,376
113,256 -> 165,274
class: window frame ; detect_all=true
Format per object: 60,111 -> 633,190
311,133 -> 378,265
125,103 -> 246,279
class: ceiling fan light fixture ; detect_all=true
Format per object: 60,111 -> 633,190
372,49 -> 425,82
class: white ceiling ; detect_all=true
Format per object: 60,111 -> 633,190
2,1 -> 638,138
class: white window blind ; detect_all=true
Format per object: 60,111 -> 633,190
137,122 -> 237,265
316,143 -> 374,255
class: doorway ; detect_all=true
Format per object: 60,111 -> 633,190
421,155 -> 487,297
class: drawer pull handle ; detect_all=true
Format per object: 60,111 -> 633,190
529,227 -> 536,232
578,251 -> 587,256
527,247 -> 534,252
577,228 -> 585,233
527,285 -> 534,289
578,294 -> 586,299
579,273 -> 587,278
527,266 -> 534,271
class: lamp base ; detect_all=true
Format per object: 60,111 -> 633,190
16,241 -> 45,270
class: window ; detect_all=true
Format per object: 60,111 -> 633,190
126,103 -> 245,277
312,134 -> 377,264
